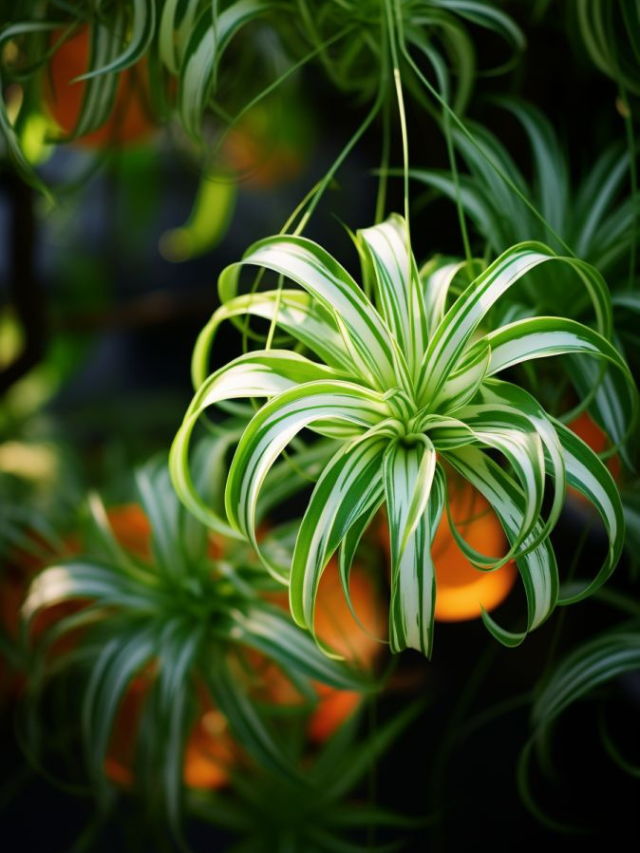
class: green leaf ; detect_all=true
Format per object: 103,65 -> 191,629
219,234 -> 401,390
357,213 -> 427,374
82,623 -> 157,787
170,351 -> 343,536
289,434 -> 387,633
191,290 -> 352,388
551,419 -> 626,605
206,654 -> 300,783
179,1 -> 268,137
63,15 -> 126,140
446,446 -> 558,646
75,0 -> 156,80
532,629 -> 640,743
383,443 -> 442,655
418,242 -> 613,405
224,381 -> 391,556
232,603 -> 370,690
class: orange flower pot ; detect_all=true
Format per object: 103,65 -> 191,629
259,559 -> 387,742
432,484 -> 517,622
378,482 -> 517,623
44,26 -> 155,148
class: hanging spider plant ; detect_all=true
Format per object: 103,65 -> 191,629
410,97 -> 639,287
0,1 -> 523,195
409,97 -> 639,467
171,213 -> 637,657
21,445 -> 369,831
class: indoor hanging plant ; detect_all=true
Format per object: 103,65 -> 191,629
170,213 -> 636,656
20,445 -> 383,831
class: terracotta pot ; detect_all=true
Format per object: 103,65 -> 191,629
258,559 -> 387,742
431,483 -> 517,622
378,481 -> 517,623
44,26 -> 155,148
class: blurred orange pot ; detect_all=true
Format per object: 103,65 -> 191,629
378,482 -> 517,623
432,484 -> 516,622
44,26 -> 155,148
256,559 -> 387,742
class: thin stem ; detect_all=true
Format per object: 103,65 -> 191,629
400,40 -> 575,257
385,0 -> 410,231
374,93 -> 391,223
443,107 -> 473,268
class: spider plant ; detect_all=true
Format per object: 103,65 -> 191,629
410,97 -> 639,288
576,0 -> 640,100
170,213 -> 637,657
189,700 -> 426,853
21,444 -> 368,831
0,0 -> 523,198
519,618 -> 640,831
410,97 -> 639,465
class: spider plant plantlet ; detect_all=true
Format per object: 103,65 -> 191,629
22,453 -> 369,829
171,214 -> 637,657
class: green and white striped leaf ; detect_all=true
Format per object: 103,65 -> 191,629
383,440 -> 442,655
191,290 -> 351,388
207,654 -> 300,783
179,0 -> 268,137
532,630 -> 640,740
219,235 -> 401,390
289,435 -> 387,634
65,16 -> 126,139
551,419 -> 625,604
565,354 -> 637,469
225,380 -> 391,543
480,379 -> 567,548
357,214 -> 427,373
23,561 -> 164,619
76,0 -> 156,80
82,623 -> 157,785
446,446 -> 558,646
478,315 -> 630,377
453,405 -> 545,558
233,603 -> 371,690
170,351 -> 343,535
418,243 -> 612,405
420,256 -> 471,337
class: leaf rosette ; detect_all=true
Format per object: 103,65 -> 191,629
171,213 -> 637,656
22,452 -> 368,824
